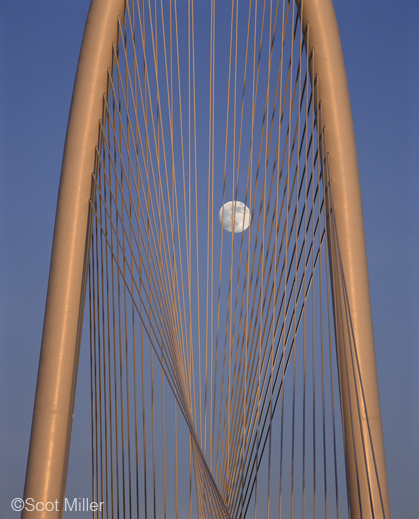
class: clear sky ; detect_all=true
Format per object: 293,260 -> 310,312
0,1 -> 418,518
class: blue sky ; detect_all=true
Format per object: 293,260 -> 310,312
1,1 -> 418,517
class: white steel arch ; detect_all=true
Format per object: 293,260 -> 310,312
22,1 -> 126,515
23,1 -> 391,518
297,1 -> 391,517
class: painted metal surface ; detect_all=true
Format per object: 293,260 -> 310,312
297,0 -> 391,517
22,0 -> 391,517
22,1 -> 125,517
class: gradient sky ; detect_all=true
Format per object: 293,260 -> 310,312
1,1 -> 418,517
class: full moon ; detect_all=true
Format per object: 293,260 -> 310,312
218,201 -> 251,233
